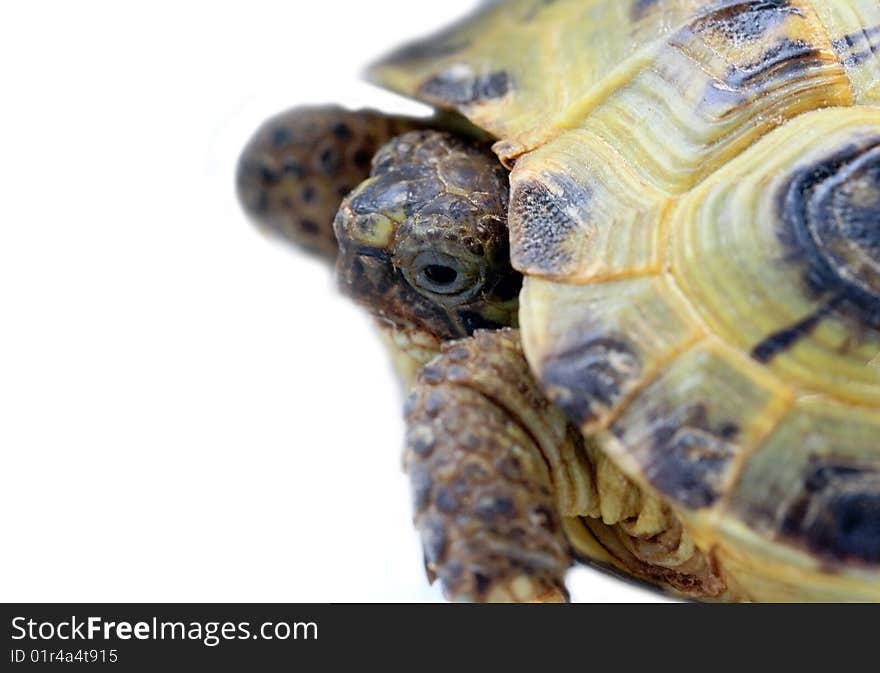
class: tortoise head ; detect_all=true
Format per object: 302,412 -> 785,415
334,130 -> 521,351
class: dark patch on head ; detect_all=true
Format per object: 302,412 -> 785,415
777,139 -> 880,332
541,336 -> 641,427
420,68 -> 510,106
350,172 -> 431,216
781,457 -> 880,566
510,175 -> 587,274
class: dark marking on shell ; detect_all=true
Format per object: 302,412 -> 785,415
832,24 -> 880,67
691,0 -> 799,44
845,47 -> 879,67
777,139 -> 880,332
833,24 -> 880,50
781,458 -> 880,566
726,38 -> 818,89
510,174 -> 587,275
541,336 -> 642,427
420,68 -> 510,106
751,294 -> 843,363
617,405 -> 739,510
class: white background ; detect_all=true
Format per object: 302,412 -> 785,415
0,1 -> 667,602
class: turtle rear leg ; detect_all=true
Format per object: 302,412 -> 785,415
236,106 -> 419,259
405,328 -> 736,602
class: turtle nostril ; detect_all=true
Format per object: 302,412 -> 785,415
424,264 -> 459,286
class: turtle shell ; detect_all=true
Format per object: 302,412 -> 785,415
371,0 -> 880,600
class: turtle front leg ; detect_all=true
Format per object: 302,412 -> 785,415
404,328 -> 734,602
236,106 -> 420,259
404,329 -> 579,602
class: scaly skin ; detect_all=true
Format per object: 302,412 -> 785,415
237,107 -> 491,260
237,106 -> 420,259
238,109 -> 731,601
404,330 -> 574,602
405,329 -> 735,602
334,129 -> 520,340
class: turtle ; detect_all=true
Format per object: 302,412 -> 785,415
237,0 -> 880,602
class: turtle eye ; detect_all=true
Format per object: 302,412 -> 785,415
409,251 -> 480,298
423,263 -> 459,287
